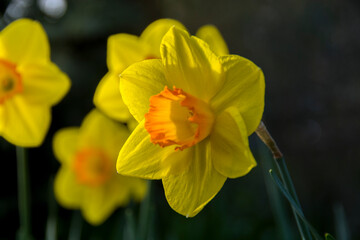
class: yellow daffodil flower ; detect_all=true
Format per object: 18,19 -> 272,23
117,27 -> 265,217
53,109 -> 147,225
93,19 -> 228,130
0,19 -> 70,147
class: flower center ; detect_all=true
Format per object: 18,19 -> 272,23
72,148 -> 113,187
145,86 -> 215,151
0,59 -> 22,104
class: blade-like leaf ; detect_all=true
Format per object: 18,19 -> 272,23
269,169 -> 324,240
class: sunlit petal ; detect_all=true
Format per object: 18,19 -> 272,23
140,18 -> 186,57
117,120 -> 191,179
163,140 -> 227,217
19,62 -> 70,105
53,110 -> 147,225
211,107 -> 257,178
0,19 -> 49,64
107,33 -> 150,72
211,55 -> 265,134
120,59 -> 167,122
1,96 -> 50,147
93,73 -> 132,122
196,25 -> 229,56
54,167 -> 84,209
81,176 -> 129,225
161,27 -> 223,101
78,109 -> 130,158
53,127 -> 79,165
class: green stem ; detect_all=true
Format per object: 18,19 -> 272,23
269,170 -> 323,240
16,146 -> 32,240
258,143 -> 292,240
138,181 -> 152,240
46,177 -> 57,240
68,211 -> 82,240
333,203 -> 351,240
124,208 -> 137,240
274,157 -> 313,240
255,122 -> 312,240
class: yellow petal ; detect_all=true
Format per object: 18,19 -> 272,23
107,33 -> 150,72
1,96 -> 50,147
0,106 -> 4,132
0,19 -> 49,64
54,167 -> 84,209
0,35 -> 5,59
210,107 -> 257,178
117,120 -> 191,179
93,72 -> 132,122
162,140 -> 227,217
140,18 -> 186,57
19,62 -> 70,105
161,27 -> 223,101
78,109 -> 130,159
211,55 -> 265,135
81,176 -> 130,225
55,167 -> 130,225
53,127 -> 79,165
120,59 -> 167,123
196,25 -> 229,56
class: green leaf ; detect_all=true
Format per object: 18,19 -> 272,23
124,208 -> 136,240
269,169 -> 323,240
334,203 -> 351,240
68,211 -> 82,240
138,181 -> 152,240
258,145 -> 293,240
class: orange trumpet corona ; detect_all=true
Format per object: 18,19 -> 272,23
145,86 -> 215,151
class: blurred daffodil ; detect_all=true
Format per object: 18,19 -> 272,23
93,19 -> 228,130
53,109 -> 147,225
0,19 -> 70,147
117,27 -> 265,217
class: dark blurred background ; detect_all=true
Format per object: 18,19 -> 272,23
0,0 -> 359,239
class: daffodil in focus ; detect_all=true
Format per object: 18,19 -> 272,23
117,27 -> 265,217
93,18 -> 228,130
0,19 -> 70,147
53,109 -> 147,225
